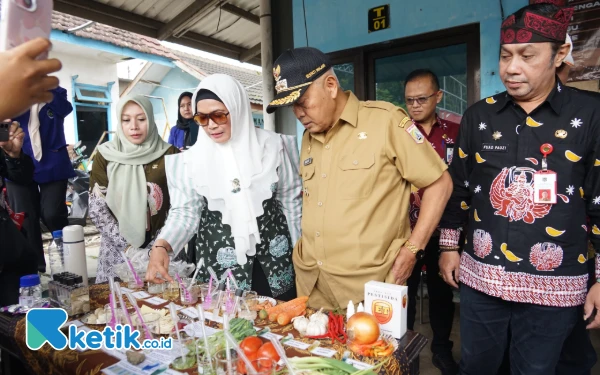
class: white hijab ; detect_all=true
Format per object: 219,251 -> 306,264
184,74 -> 282,265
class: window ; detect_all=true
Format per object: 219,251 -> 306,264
374,44 -> 468,116
71,78 -> 114,151
74,85 -> 111,103
333,63 -> 355,92
76,106 -> 109,155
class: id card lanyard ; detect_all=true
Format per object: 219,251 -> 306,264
533,143 -> 557,204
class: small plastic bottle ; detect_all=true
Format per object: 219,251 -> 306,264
19,274 -> 42,308
48,230 -> 65,277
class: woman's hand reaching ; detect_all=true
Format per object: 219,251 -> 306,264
145,241 -> 173,284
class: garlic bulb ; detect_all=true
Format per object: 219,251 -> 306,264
357,302 -> 364,313
309,308 -> 329,326
306,320 -> 327,336
292,316 -> 309,335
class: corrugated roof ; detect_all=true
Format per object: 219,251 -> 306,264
176,51 -> 263,105
50,9 -> 264,105
52,11 -> 178,61
53,0 -> 262,64
94,0 -> 261,50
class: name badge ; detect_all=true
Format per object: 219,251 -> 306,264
482,143 -> 509,152
445,142 -> 454,165
304,157 -> 313,166
533,170 -> 557,204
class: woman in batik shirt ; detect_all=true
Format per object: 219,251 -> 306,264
89,95 -> 178,283
147,74 -> 301,300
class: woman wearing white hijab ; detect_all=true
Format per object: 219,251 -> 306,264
147,74 -> 302,300
89,95 -> 178,283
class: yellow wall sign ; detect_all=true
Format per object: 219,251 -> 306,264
368,5 -> 390,33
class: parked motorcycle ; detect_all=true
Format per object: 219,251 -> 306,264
66,141 -> 90,226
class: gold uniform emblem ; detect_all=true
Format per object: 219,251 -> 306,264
273,65 -> 281,81
555,129 -> 567,139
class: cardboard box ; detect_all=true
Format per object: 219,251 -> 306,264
364,281 -> 407,339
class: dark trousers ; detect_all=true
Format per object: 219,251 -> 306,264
497,260 -> 597,375
554,315 -> 597,375
0,210 -> 37,375
460,284 -> 580,375
6,179 -> 69,273
407,236 -> 455,355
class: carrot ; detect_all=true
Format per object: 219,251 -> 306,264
271,303 -> 306,323
277,312 -> 292,325
277,303 -> 307,325
266,296 -> 308,314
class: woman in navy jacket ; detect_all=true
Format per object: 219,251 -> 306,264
168,92 -> 198,150
5,86 -> 74,272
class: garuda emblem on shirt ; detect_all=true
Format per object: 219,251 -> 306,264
490,167 -> 551,224
529,242 -> 563,271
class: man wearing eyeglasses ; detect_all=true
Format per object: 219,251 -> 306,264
403,69 -> 460,375
266,47 -> 454,312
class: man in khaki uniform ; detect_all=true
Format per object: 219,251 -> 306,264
267,47 -> 453,309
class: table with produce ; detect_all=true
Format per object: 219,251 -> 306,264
0,265 -> 426,375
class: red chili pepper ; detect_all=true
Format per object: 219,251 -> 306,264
324,314 -> 347,344
338,315 -> 348,344
329,312 -> 337,344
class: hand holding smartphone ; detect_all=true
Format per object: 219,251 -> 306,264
0,1 -> 60,120
0,121 -> 10,142
0,0 -> 54,58
0,121 -> 24,158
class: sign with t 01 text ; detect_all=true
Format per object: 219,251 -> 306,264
368,5 -> 390,33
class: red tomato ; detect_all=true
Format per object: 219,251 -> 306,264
256,342 -> 280,367
239,336 -> 263,356
237,352 -> 257,374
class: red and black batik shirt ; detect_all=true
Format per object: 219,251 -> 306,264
439,80 -> 600,307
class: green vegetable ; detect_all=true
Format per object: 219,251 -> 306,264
259,309 -> 268,320
289,356 -> 390,375
196,318 -> 257,357
171,355 -> 196,370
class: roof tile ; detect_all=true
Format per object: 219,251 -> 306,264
50,10 -> 264,104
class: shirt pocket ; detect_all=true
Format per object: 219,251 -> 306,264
302,164 -> 315,202
337,153 -> 376,199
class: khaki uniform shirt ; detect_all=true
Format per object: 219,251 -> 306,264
293,92 -> 447,309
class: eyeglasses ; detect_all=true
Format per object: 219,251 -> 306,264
405,92 -> 438,106
193,111 -> 230,126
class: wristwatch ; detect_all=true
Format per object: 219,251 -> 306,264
404,240 -> 425,260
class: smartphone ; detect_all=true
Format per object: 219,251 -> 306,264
0,0 -> 53,58
0,121 -> 10,142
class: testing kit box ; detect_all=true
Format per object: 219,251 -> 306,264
364,281 -> 408,339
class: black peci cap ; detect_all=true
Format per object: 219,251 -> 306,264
266,47 -> 332,113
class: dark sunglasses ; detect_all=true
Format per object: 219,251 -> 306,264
193,111 -> 230,126
406,92 -> 438,106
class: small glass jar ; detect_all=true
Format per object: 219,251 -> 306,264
147,281 -> 165,295
213,349 -> 239,375
163,280 -> 180,301
19,274 -> 42,309
179,278 -> 199,305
